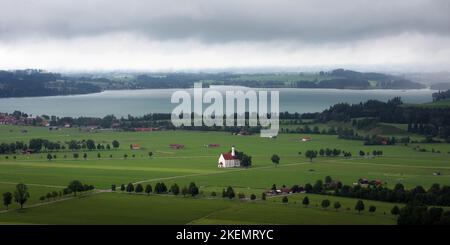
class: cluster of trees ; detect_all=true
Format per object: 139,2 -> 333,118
2,183 -> 30,209
358,150 -> 383,157
305,150 -> 318,162
116,182 -> 199,197
0,138 -> 121,155
0,141 -> 28,154
63,180 -> 95,196
41,191 -> 62,202
333,183 -> 450,206
67,139 -> 119,151
432,89 -> 450,102
283,195 -> 375,214
0,139 -> 65,154
318,148 -> 343,157
3,181 -> 93,210
222,186 -> 236,199
218,186 -> 257,201
273,176 -> 450,207
397,203 -> 450,225
302,148 -> 383,161
316,97 -> 450,140
233,150 -> 252,168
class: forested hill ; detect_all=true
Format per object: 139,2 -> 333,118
0,69 -> 102,98
0,69 -> 426,98
325,69 -> 426,89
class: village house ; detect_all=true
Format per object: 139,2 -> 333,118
301,136 -> 312,142
131,144 -> 141,150
169,144 -> 185,149
218,146 -> 240,168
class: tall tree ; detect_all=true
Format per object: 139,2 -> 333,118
171,183 -> 180,195
321,199 -> 330,209
302,196 -> 310,207
226,186 -> 235,199
333,201 -> 341,211
14,183 -> 30,209
68,180 -> 83,196
135,184 -> 143,193
305,150 -> 317,162
355,200 -> 365,213
126,183 -> 134,193
145,184 -> 152,195
271,154 -> 280,166
241,155 -> 252,168
2,192 -> 12,210
86,139 -> 96,150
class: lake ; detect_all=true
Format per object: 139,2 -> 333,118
0,88 -> 436,117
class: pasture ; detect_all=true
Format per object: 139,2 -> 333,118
0,125 -> 449,224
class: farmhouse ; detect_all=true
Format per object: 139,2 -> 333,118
218,146 -> 240,168
301,136 -> 312,142
131,144 -> 141,150
170,144 -> 185,149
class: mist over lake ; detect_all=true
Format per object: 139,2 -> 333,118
0,88 -> 436,118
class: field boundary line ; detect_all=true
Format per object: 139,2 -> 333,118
0,181 -> 65,189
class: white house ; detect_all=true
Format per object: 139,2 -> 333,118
218,146 -> 240,168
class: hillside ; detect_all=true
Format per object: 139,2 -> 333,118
0,69 -> 426,98
0,69 -> 102,98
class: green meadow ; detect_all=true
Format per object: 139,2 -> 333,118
0,125 -> 449,224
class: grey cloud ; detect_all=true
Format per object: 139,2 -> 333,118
0,0 -> 449,43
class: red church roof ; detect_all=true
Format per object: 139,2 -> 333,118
221,153 -> 236,160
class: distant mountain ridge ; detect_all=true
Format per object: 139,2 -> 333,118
0,68 -> 426,98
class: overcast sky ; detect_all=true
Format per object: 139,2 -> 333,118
0,0 -> 449,72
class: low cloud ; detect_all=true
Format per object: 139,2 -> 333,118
0,0 -> 449,71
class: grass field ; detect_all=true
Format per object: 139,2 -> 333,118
0,193 -> 397,225
0,125 -> 449,224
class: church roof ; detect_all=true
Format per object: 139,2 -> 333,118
221,153 -> 237,160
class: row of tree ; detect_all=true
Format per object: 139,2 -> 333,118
0,138 -> 121,155
114,182 -> 199,197
45,151 -> 153,161
397,203 -> 450,225
316,97 -> 450,140
2,180 -> 95,211
2,183 -> 29,209
273,177 -> 450,207
283,195 -> 374,214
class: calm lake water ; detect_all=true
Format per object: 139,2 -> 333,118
0,88 -> 436,117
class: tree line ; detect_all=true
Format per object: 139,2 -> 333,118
2,180 -> 94,210
270,176 -> 450,207
114,182 -> 199,197
314,97 -> 450,141
432,89 -> 450,102
0,138 -> 120,155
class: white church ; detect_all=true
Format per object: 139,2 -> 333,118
218,146 -> 240,168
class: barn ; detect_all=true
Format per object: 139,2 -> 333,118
218,146 -> 240,168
